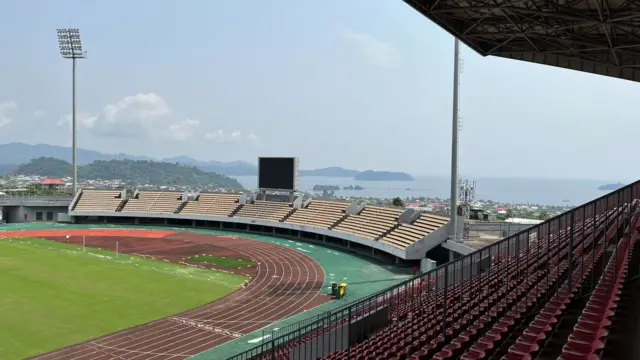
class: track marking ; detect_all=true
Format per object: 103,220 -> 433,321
27,230 -> 329,360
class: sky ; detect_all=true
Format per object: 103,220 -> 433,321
0,1 -> 637,181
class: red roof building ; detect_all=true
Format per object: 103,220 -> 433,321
39,179 -> 65,185
37,179 -> 66,191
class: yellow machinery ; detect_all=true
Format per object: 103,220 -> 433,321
332,282 -> 348,299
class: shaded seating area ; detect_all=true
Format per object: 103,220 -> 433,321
285,200 -> 349,229
179,193 -> 240,217
236,184 -> 640,360
233,200 -> 293,222
123,191 -> 182,214
72,190 -> 124,212
312,207 -> 630,360
380,213 -> 449,250
333,206 -> 403,240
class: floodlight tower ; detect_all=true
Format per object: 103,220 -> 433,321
56,28 -> 87,195
449,38 -> 461,242
459,179 -> 476,241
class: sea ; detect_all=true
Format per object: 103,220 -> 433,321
233,176 -> 621,206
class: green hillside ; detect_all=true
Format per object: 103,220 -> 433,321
15,157 -> 244,189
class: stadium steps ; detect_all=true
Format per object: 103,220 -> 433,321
115,199 -> 128,212
174,201 -> 188,214
329,213 -> 349,229
71,193 -> 82,211
601,232 -> 640,360
229,204 -> 243,217
281,207 -> 297,222
377,223 -> 400,241
493,232 -> 609,360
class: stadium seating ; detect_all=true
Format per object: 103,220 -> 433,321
284,200 -> 348,229
380,213 -> 450,249
333,206 -> 403,240
122,191 -> 183,214
180,193 -> 240,217
251,202 -> 636,360
233,200 -> 293,222
73,190 -> 124,212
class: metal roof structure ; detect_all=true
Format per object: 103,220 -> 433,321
405,0 -> 640,82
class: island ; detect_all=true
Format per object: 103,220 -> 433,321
597,183 -> 624,191
354,170 -> 414,181
313,184 -> 341,191
343,185 -> 364,190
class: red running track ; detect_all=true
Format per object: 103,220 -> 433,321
0,229 -> 330,360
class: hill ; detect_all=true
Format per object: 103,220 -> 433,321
163,157 -> 257,176
597,183 -> 624,191
0,143 -> 414,179
0,142 -> 153,165
15,157 -> 244,189
15,157 -> 72,178
354,170 -> 414,181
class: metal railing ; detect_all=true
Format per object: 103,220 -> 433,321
0,194 -> 73,202
225,180 -> 640,360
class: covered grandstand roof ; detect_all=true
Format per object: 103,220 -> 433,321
405,0 -> 640,82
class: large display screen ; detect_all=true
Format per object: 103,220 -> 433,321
258,157 -> 298,190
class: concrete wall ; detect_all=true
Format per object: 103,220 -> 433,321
5,205 -> 69,223
0,195 -> 71,207
70,210 -> 445,260
469,222 -> 534,238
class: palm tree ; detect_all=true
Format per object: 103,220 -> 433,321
505,209 -> 515,220
537,211 -> 551,221
392,197 -> 404,207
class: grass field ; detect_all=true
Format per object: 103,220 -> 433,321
187,255 -> 256,268
0,237 -> 247,359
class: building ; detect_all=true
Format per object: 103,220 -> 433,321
37,179 -> 66,191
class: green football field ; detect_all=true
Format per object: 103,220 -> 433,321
0,238 -> 247,360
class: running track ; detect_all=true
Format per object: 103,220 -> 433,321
1,229 -> 330,360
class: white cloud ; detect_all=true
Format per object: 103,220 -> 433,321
205,130 -> 259,146
247,132 -> 261,146
205,129 -> 225,142
0,101 -> 18,128
102,92 -> 172,128
57,113 -> 99,129
343,29 -> 400,69
33,110 -> 46,118
161,118 -> 200,141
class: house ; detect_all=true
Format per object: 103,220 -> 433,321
38,179 -> 66,191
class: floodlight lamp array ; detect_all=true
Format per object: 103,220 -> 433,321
56,28 -> 85,58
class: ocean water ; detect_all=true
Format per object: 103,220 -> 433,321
234,175 -> 619,206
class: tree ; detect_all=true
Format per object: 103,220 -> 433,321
392,197 -> 404,207
537,211 -> 551,221
505,209 -> 515,220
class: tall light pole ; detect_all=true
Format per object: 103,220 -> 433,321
449,38 -> 461,243
56,28 -> 87,196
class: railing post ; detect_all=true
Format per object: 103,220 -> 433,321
442,264 -> 449,340
270,338 -> 275,360
347,305 -> 352,359
567,210 -> 575,292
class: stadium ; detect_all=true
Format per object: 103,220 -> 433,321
3,1 -> 640,360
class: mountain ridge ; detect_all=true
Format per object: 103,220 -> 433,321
15,157 -> 244,189
0,143 -> 413,180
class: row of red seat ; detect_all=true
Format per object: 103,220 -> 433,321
445,211 -> 623,360
317,210 -> 622,360
255,204 -> 634,360
559,215 -> 638,360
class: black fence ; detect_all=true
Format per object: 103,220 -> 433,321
225,180 -> 640,360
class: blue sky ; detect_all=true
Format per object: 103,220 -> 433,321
0,1 -> 637,180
